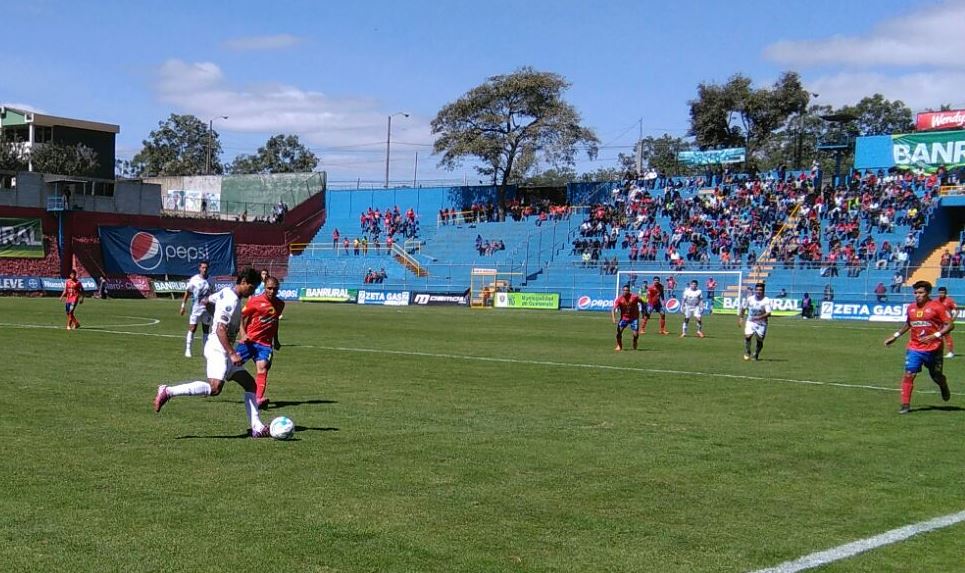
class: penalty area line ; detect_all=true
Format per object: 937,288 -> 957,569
748,509 -> 965,573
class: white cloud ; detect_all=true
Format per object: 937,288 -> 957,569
221,34 -> 304,52
154,59 -> 429,144
808,71 -> 965,111
765,1 -> 965,69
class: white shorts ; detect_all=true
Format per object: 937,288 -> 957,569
683,306 -> 702,319
204,345 -> 243,381
189,305 -> 211,327
744,320 -> 767,338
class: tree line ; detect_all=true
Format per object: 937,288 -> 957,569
1,67 -> 928,182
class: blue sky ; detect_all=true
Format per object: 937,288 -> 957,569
4,0 -> 963,185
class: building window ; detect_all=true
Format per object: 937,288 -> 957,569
2,126 -> 28,142
34,126 -> 52,144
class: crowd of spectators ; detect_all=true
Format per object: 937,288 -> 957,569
475,234 -> 506,256
363,267 -> 388,283
570,165 -> 941,283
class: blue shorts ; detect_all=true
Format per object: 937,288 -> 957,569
904,349 -> 943,377
649,302 -> 664,314
65,302 -> 76,314
617,318 -> 639,332
235,341 -> 273,366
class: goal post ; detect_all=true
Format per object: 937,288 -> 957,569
615,270 -> 743,315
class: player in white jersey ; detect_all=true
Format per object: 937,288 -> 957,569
680,280 -> 705,338
154,268 -> 273,438
738,282 -> 772,361
180,260 -> 215,357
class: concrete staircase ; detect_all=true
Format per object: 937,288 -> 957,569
907,240 -> 959,286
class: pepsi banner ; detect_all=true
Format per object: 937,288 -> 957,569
98,227 -> 235,276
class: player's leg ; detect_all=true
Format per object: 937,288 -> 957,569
615,322 -> 625,351
899,351 -> 925,413
754,331 -> 765,360
185,317 -> 199,357
200,315 -> 211,348
228,368 -> 268,437
65,302 -> 73,330
926,353 -> 951,402
153,347 -> 229,412
254,358 -> 271,408
631,319 -> 640,350
696,312 -> 704,338
640,308 -> 649,334
681,315 -> 688,337
944,333 -> 955,358
743,335 -> 753,360
659,310 -> 668,335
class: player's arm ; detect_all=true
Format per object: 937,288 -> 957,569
611,304 -> 618,324
179,287 -> 191,316
885,321 -> 911,346
237,304 -> 253,343
216,321 -> 242,365
59,285 -> 67,302
738,303 -> 746,324
77,284 -> 84,305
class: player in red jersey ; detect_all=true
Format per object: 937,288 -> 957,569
235,276 -> 285,408
884,280 -> 953,414
59,269 -> 84,330
611,284 -> 643,351
642,276 -> 668,335
937,286 -> 957,358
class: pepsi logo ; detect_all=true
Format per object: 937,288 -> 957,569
130,231 -> 163,271
665,298 -> 681,313
577,295 -> 591,310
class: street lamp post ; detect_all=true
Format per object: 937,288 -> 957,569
796,93 -> 818,170
206,115 -> 229,175
385,112 -> 409,188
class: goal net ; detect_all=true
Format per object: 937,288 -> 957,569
614,270 -> 743,315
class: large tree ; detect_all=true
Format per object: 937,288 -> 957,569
432,67 -> 599,212
638,135 -> 693,176
30,143 -> 100,177
228,134 -> 319,174
0,135 -> 28,172
838,94 -> 914,136
688,72 -> 810,167
132,114 -> 223,176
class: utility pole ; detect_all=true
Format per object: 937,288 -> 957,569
635,118 -> 644,177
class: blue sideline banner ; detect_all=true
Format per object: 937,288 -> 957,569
357,289 -> 411,306
99,227 -> 235,276
574,294 -> 613,311
0,275 -> 43,291
819,300 -> 908,322
41,277 -> 97,292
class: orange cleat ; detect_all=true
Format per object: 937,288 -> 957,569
697,331 -> 705,338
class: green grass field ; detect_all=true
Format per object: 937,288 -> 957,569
1,297 -> 963,572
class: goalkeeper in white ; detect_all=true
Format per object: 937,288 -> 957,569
680,280 -> 705,338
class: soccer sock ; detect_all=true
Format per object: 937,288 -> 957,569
201,331 -> 209,347
660,316 -> 666,331
900,374 -> 914,405
632,335 -> 638,350
946,335 -> 955,353
641,317 -> 649,331
185,331 -> 193,351
682,321 -> 688,335
697,321 -> 703,334
166,381 -> 212,397
255,371 -> 268,401
755,339 -> 764,357
244,392 -> 264,431
616,332 -> 623,348
744,338 -> 752,355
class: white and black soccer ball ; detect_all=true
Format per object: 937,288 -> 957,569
269,416 -> 295,440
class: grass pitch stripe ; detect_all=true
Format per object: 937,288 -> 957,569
749,510 -> 965,573
303,344 -> 904,393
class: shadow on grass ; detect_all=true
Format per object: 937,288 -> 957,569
912,405 -> 965,413
220,398 -> 337,409
174,426 -> 339,440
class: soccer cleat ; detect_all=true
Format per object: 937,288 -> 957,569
937,379 -> 951,402
257,397 -> 270,410
153,385 -> 170,413
743,354 -> 751,361
945,352 -> 954,358
898,404 -> 911,414
250,425 -> 272,439
614,345 -> 623,352
659,330 -> 669,335
697,331 -> 705,339
680,333 -> 686,338
184,349 -> 192,358
753,354 -> 761,361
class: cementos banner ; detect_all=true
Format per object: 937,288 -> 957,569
916,110 -> 965,132
819,300 -> 909,322
493,292 -> 560,310
678,148 -> 746,166
357,289 -> 411,306
99,227 -> 235,276
855,130 -> 965,173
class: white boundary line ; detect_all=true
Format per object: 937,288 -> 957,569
0,316 -> 160,329
748,509 -> 965,573
0,321 -> 934,394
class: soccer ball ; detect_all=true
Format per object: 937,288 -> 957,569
268,416 -> 295,440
